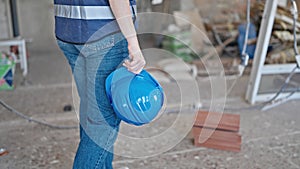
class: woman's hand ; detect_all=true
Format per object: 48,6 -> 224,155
123,36 -> 146,74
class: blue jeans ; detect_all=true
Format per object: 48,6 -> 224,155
57,33 -> 128,169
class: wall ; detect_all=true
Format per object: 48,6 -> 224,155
0,0 -> 57,52
18,0 -> 57,53
0,0 -> 11,39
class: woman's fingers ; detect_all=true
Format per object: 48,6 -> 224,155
125,39 -> 146,74
123,52 -> 146,74
123,59 -> 145,74
129,61 -> 145,73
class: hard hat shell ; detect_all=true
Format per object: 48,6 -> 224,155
105,67 -> 164,126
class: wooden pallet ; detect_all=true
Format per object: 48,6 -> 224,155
193,111 -> 241,152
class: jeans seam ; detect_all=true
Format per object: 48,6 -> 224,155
94,119 -> 118,169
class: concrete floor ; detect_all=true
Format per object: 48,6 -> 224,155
0,44 -> 300,169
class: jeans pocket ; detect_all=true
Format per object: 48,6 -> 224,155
84,36 -> 115,52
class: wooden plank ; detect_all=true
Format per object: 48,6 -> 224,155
193,127 -> 241,152
194,138 -> 241,152
194,111 -> 240,132
192,127 -> 241,142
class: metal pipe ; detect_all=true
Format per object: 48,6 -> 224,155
9,0 -> 20,37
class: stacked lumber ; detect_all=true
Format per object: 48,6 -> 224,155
252,2 -> 300,64
192,111 -> 241,152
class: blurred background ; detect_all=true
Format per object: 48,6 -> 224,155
0,0 -> 300,168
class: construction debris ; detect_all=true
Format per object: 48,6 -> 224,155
161,1 -> 246,76
159,1 -> 300,77
192,111 -> 241,152
253,2 -> 300,64
193,127 -> 242,152
194,111 -> 240,132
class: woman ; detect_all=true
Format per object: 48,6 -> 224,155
54,0 -> 145,168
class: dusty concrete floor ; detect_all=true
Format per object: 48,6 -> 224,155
0,44 -> 300,169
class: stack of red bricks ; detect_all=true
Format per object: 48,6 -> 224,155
192,111 -> 241,152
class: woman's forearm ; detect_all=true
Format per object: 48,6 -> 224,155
109,0 -> 138,42
109,0 -> 145,74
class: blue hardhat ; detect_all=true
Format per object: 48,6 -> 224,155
105,67 -> 164,126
